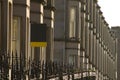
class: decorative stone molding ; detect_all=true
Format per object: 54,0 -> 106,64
30,0 -> 46,5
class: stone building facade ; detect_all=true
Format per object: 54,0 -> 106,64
0,0 -> 117,80
0,0 -> 55,76
54,0 -> 117,80
54,0 -> 81,68
111,26 -> 120,80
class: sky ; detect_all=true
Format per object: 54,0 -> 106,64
98,0 -> 120,27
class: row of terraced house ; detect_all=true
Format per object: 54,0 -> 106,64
0,0 -> 118,80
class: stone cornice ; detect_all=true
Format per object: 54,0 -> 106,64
96,4 -> 100,9
101,16 -> 105,20
13,3 -> 30,8
30,0 -> 46,5
70,0 -> 81,2
94,0 -> 98,3
99,10 -> 103,15
81,0 -> 85,4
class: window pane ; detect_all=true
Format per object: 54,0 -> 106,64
13,18 -> 17,40
69,7 -> 76,38
69,56 -> 74,65
12,17 -> 21,54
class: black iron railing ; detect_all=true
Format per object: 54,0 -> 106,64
0,50 -> 97,80
0,50 -> 75,80
0,50 -> 9,80
29,60 -> 74,80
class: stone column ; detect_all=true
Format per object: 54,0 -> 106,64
88,0 -> 94,67
44,0 -> 55,62
90,0 -> 93,22
80,0 -> 86,52
98,9 -> 102,76
96,38 -> 99,72
96,4 -> 100,36
96,5 -> 100,77
0,0 -> 13,79
89,22 -> 93,64
97,40 -> 101,79
101,17 -> 104,76
115,38 -> 117,80
80,1 -> 86,76
77,1 -> 81,69
93,0 -> 97,69
85,16 -> 90,64
106,49 -> 109,79
85,1 -> 90,75
93,9 -> 97,67
9,0 -> 13,79
93,33 -> 96,67
105,47 -> 108,80
1,0 -> 12,52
